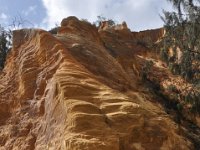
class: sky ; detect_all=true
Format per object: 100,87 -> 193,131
0,0 -> 173,31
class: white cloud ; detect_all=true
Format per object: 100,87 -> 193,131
41,0 -> 172,31
0,13 -> 8,20
0,13 -> 9,26
22,5 -> 37,16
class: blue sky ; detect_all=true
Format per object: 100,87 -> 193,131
0,0 -> 46,27
0,0 -> 172,31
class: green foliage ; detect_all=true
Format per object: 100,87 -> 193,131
94,15 -> 116,27
160,47 -> 169,62
162,0 -> 200,113
137,37 -> 153,48
141,60 -> 153,81
48,23 -> 59,35
184,90 -> 200,113
81,18 -> 90,23
0,26 -> 9,69
176,103 -> 183,111
167,85 -> 180,102
169,63 -> 181,75
162,0 -> 200,82
167,84 -> 178,93
48,27 -> 59,35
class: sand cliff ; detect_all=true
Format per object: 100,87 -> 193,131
0,16 -> 196,150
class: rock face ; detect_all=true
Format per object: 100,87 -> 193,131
132,28 -> 165,43
0,16 -> 195,150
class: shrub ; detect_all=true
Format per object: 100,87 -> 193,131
48,27 -> 59,35
141,60 -> 153,81
94,15 -> 116,27
162,0 -> 200,82
160,47 -> 168,63
167,84 -> 178,93
168,63 -> 181,75
0,26 -> 9,69
184,91 -> 200,113
137,37 -> 153,48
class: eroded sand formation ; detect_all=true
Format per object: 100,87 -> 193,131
0,16 -> 197,150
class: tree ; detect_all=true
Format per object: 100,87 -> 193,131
48,27 -> 59,35
94,15 -> 116,27
48,23 -> 59,35
162,0 -> 200,81
141,60 -> 153,81
0,26 -> 9,69
162,0 -> 200,114
0,15 -> 30,70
